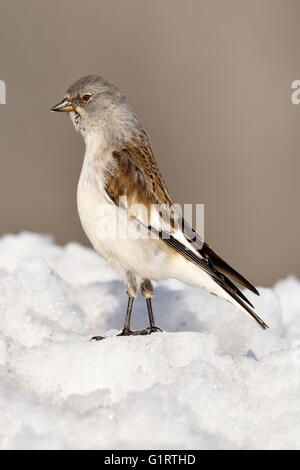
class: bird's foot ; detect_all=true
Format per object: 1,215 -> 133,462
117,326 -> 162,336
117,328 -> 148,337
90,326 -> 162,341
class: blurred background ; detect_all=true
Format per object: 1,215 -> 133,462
0,0 -> 299,286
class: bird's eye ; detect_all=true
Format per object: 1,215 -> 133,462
82,93 -> 91,102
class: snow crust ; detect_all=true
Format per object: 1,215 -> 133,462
0,232 -> 299,450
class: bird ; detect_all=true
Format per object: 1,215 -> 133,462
51,75 -> 268,338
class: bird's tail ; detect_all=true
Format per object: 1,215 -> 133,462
167,253 -> 268,329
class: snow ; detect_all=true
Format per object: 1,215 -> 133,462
0,232 -> 299,450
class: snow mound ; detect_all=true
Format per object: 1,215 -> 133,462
0,232 -> 299,449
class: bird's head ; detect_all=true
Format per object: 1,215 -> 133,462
51,75 -> 129,141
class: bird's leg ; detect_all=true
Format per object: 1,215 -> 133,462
123,297 -> 133,331
118,277 -> 161,336
90,273 -> 137,341
91,296 -> 138,341
144,298 -> 162,333
91,276 -> 161,341
117,296 -> 136,336
118,272 -> 147,336
117,295 -> 161,336
141,279 -> 162,333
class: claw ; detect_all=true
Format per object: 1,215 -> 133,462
147,326 -> 162,333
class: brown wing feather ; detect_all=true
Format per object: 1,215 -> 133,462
104,130 -> 174,225
121,130 -> 173,206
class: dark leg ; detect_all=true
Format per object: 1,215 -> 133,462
146,298 -> 155,328
90,272 -> 137,341
145,297 -> 162,333
117,296 -> 136,336
142,279 -> 162,333
91,296 -> 137,341
123,297 -> 134,331
118,279 -> 161,336
117,296 -> 155,336
117,273 -> 147,336
90,275 -> 161,341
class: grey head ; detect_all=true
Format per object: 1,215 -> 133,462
51,75 -> 139,143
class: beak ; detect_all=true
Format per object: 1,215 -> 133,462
51,98 -> 74,112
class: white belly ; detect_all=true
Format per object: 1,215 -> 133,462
77,153 -> 169,282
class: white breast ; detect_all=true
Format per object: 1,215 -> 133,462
77,136 -> 170,283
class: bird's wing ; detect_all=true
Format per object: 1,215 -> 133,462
102,130 -> 268,329
176,219 -> 259,295
103,129 -> 173,209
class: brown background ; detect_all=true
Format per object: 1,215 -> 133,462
0,0 -> 299,287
